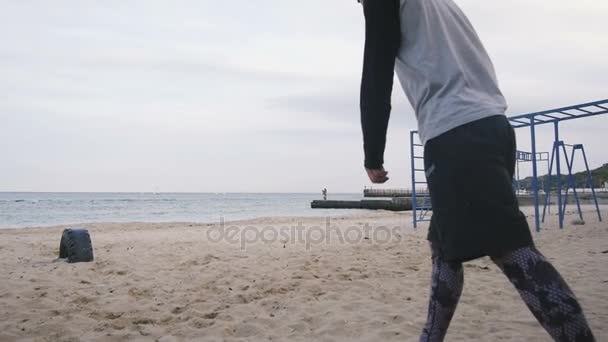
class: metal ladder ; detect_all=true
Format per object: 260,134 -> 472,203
410,131 -> 432,228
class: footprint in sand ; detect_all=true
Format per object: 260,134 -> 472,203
105,312 -> 124,320
71,296 -> 94,305
128,287 -> 153,299
190,318 -> 215,329
229,323 -> 262,338
171,306 -> 186,315
377,330 -> 403,339
132,317 -> 155,325
157,336 -> 179,342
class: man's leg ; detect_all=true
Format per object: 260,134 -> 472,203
420,242 -> 464,342
491,247 -> 595,342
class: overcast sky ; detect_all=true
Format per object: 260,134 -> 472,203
1,0 -> 607,193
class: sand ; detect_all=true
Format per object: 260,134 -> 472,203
0,207 -> 606,342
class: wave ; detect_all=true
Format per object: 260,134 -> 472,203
10,199 -> 39,203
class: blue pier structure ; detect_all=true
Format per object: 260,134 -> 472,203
410,99 -> 608,231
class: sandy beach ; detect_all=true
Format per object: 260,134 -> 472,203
0,207 -> 606,342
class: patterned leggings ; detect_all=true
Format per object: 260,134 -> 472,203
420,244 -> 595,342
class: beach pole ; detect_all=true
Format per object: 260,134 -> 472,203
554,121 -> 564,228
530,118 -> 541,232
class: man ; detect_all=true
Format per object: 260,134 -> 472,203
358,0 -> 596,341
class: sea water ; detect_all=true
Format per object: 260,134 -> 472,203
0,192 -> 364,229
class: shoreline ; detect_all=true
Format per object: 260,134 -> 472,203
0,210 -> 399,231
2,203 -> 603,231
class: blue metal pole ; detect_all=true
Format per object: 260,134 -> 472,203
542,147 -> 555,223
581,146 -> 603,222
554,122 -> 564,228
569,146 -> 584,221
560,143 -> 572,220
530,119 -> 541,232
516,159 -> 520,191
410,131 -> 418,229
546,155 -> 551,214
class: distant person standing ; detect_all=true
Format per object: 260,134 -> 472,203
357,0 -> 595,341
322,188 -> 328,201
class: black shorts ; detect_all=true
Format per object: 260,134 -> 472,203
425,115 -> 534,262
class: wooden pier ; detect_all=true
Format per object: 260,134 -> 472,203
311,198 -> 412,211
312,187 -> 608,212
363,189 -> 413,198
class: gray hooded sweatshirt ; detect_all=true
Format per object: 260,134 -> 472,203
360,0 -> 507,168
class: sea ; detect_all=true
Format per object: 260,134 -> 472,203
0,192 -> 364,229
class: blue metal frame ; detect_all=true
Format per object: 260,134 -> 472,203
507,99 -> 607,231
410,99 -> 608,231
542,141 -> 586,227
507,99 -> 608,129
557,144 -> 603,224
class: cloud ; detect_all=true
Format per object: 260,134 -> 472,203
0,0 -> 606,192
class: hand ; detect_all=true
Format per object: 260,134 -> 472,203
366,168 -> 389,184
